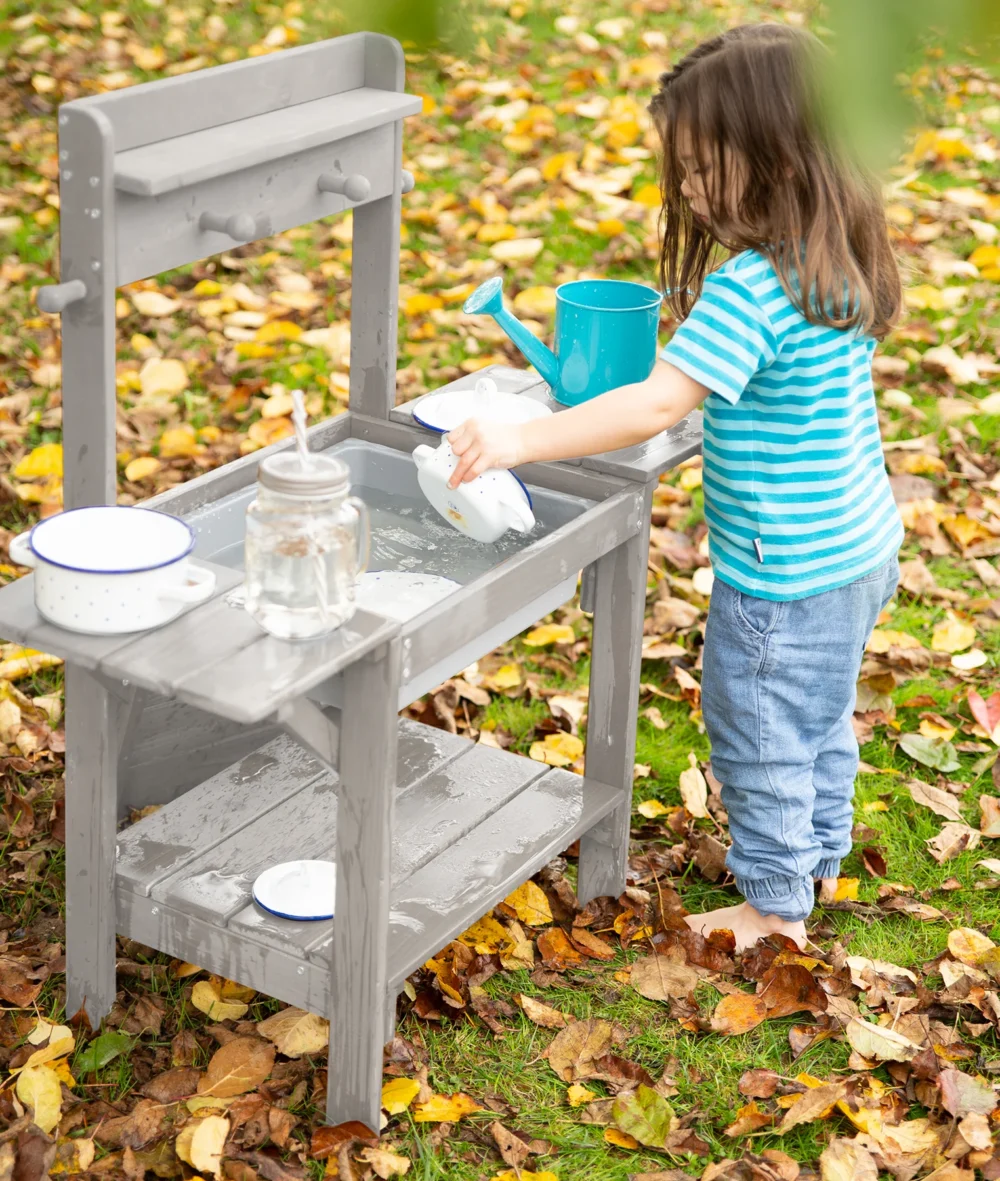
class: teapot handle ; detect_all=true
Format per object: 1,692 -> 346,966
412,444 -> 436,467
346,497 -> 371,575
504,496 -> 535,535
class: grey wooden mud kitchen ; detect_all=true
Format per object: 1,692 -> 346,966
7,33 -> 702,1127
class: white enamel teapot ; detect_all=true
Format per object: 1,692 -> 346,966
412,439 -> 535,544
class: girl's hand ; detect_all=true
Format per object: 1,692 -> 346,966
447,419 -> 525,487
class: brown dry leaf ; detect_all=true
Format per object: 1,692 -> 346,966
491,1121 -> 529,1172
938,1068 -> 998,1117
569,927 -> 616,961
630,948 -> 699,1002
927,823 -> 981,863
542,1019 -> 626,1082
358,1146 -> 412,1178
724,1102 -> 776,1137
844,1017 -> 920,1062
738,1069 -> 780,1098
711,993 -> 769,1036
678,753 -> 709,819
980,795 -> 1000,837
537,928 -> 586,971
819,1137 -> 878,1181
778,1081 -> 848,1132
907,778 -> 964,823
517,994 -> 569,1029
198,1037 -> 275,1098
256,1008 -> 328,1058
311,1121 -> 379,1159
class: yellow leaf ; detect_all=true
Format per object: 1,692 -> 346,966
404,293 -> 444,317
255,320 -> 303,343
541,151 -> 577,181
866,629 -> 922,654
419,93 -> 437,115
969,244 -> 1000,269
140,356 -> 189,399
247,417 -> 294,448
125,456 -> 162,483
412,1092 -> 483,1123
947,927 -> 996,967
919,717 -> 956,741
633,182 -> 662,208
524,623 -> 575,647
51,1059 -> 76,1088
504,880 -> 553,927
235,342 -> 277,359
862,800 -> 889,813
904,285 -> 946,312
567,1083 -> 598,1107
192,279 -> 222,296
833,878 -> 859,902
931,619 -> 976,654
488,663 -> 522,690
159,426 -> 200,459
256,1007 -> 328,1057
679,467 -> 703,491
132,290 -> 181,317
130,44 -> 168,71
0,651 -> 62,681
191,979 -> 249,1021
358,1146 -> 412,1178
501,133 -> 534,155
513,286 -> 557,317
604,1127 -> 640,1149
490,1173 -> 559,1181
477,223 -> 517,243
381,1077 -> 421,1115
458,914 -> 511,953
16,1065 -> 63,1134
530,732 -> 584,767
14,444 -> 63,480
943,514 -> 995,549
596,218 -> 626,237
27,1020 -> 72,1047
261,391 -> 295,418
172,960 -> 202,978
175,1114 -> 229,1179
637,799 -> 669,818
490,238 -> 544,263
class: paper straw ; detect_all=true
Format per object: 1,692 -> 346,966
290,389 -> 330,628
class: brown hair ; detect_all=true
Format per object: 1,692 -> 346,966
648,24 -> 901,339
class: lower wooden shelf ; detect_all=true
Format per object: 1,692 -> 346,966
115,720 -> 619,1015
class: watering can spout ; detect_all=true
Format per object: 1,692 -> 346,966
463,277 -> 560,389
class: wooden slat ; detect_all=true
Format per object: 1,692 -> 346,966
116,735 -> 326,895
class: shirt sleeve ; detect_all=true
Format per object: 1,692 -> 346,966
659,270 -> 777,405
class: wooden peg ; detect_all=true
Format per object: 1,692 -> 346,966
198,211 -> 257,241
317,172 -> 371,202
401,169 -> 415,194
37,279 -> 87,313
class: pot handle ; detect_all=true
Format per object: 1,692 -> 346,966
504,496 -> 535,535
159,563 -> 217,605
412,444 -> 435,468
346,496 -> 371,576
8,533 -> 36,568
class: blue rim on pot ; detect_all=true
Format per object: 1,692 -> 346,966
21,506 -> 195,575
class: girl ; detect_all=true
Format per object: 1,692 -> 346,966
448,23 -> 903,951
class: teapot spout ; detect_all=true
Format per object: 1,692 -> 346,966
463,277 -> 560,389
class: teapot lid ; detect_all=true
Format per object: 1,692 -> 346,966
259,452 -> 349,497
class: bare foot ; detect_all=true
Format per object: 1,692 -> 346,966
684,900 -> 808,952
816,877 -> 839,904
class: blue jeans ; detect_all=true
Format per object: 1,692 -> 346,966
701,557 -> 899,922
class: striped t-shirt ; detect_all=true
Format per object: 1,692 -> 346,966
660,249 -> 903,601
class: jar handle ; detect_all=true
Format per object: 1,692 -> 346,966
347,497 -> 370,575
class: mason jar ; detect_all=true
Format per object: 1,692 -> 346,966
244,452 -> 369,640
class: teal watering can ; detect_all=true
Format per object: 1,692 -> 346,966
463,276 -> 663,406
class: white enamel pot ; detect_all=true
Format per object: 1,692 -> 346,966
412,439 -> 535,544
8,506 -> 216,635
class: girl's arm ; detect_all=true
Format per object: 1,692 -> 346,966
447,359 -> 708,486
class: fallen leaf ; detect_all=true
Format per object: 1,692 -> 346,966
311,1121 -> 378,1159
381,1078 -> 421,1115
517,994 -> 569,1029
542,1018 -> 625,1082
76,1031 -> 132,1074
604,1127 -> 640,1149
537,927 -> 585,970
175,1114 -> 229,1179
14,444 -> 62,480
490,237 -> 544,263
899,733 -> 960,773
523,623 -> 575,647
927,823 -> 981,863
980,796 -> 1000,837
132,290 -> 181,317
969,688 -> 1000,743
711,993 -> 769,1036
16,1064 -> 62,1134
678,753 -> 709,819
529,732 -> 584,767
907,778 -> 964,822
947,927 -> 996,966
637,799 -> 669,818
738,1069 -> 780,1098
504,881 -> 553,927
256,1008 -> 328,1057
845,1017 -> 920,1062
358,1146 -> 411,1178
958,1111 -> 993,1151
567,1083 -> 598,1107
724,1101 -> 776,1137
931,619 -> 976,653
491,1121 -> 530,1172
819,1137 -> 878,1181
412,1092 -> 483,1122
611,1085 -> 676,1149
513,287 -> 557,317
778,1081 -> 848,1132
630,949 -> 699,1002
192,978 -> 249,1021
140,356 -> 189,399
198,1037 -> 275,1098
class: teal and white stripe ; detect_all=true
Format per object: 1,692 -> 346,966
661,250 -> 903,601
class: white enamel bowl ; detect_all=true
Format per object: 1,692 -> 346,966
8,506 -> 216,635
253,860 -> 336,921
412,439 -> 535,544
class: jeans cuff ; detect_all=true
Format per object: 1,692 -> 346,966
813,857 -> 841,881
735,873 -> 814,923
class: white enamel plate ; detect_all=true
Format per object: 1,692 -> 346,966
356,571 -> 460,622
253,860 -> 336,922
413,386 -> 553,434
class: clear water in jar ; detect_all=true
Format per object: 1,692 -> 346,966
244,523 -> 358,640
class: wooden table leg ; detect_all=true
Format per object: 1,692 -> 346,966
577,485 -> 653,904
326,636 -> 401,1128
65,664 -> 120,1025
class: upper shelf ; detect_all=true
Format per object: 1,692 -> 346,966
113,87 -> 422,197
